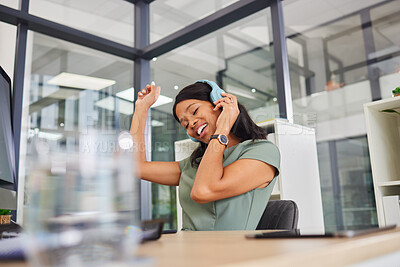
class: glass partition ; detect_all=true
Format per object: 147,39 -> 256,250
21,32 -> 134,223
283,0 -> 400,231
370,1 -> 400,99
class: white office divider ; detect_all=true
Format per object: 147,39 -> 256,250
174,140 -> 200,231
174,119 -> 325,232
271,119 -> 324,232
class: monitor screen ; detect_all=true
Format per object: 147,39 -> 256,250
0,66 -> 16,210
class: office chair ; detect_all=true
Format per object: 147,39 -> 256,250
256,200 -> 299,230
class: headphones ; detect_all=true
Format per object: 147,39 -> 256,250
187,80 -> 226,142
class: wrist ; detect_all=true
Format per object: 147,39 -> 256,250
209,134 -> 229,147
134,105 -> 149,115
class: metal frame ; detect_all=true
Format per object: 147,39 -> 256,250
141,0 -> 271,59
1,0 -> 294,222
134,0 -> 152,220
11,0 -> 29,219
360,9 -> 381,101
271,0 -> 293,122
0,4 -> 140,60
328,140 -> 344,231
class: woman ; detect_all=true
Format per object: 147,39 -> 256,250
130,80 -> 280,230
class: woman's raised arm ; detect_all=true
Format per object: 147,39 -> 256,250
130,82 -> 181,186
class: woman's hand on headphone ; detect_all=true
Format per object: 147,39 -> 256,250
135,81 -> 161,111
213,92 -> 240,135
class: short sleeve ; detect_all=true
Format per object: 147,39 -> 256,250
238,140 -> 280,176
178,156 -> 190,171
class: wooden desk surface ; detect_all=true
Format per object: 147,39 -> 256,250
138,228 -> 400,267
3,228 -> 400,267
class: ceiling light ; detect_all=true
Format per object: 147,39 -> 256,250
48,72 -> 116,90
174,85 -> 179,90
95,96 -> 133,115
151,120 -> 165,127
117,87 -> 134,102
152,95 -> 173,108
251,88 -> 256,93
273,97 -> 277,102
116,87 -> 172,108
37,131 -> 63,141
152,57 -> 158,61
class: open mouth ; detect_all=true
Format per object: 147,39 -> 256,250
197,123 -> 208,136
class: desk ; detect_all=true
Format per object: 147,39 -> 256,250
138,228 -> 400,266
3,228 -> 400,267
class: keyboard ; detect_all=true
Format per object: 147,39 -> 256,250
0,236 -> 25,260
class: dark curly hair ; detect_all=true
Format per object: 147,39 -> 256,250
172,82 -> 267,166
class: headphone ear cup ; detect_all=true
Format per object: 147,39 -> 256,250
196,79 -> 226,103
187,133 -> 200,142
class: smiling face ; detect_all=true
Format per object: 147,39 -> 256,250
175,99 -> 221,143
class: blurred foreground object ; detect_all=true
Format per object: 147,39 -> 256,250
25,131 -> 140,267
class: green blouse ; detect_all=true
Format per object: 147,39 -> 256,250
178,139 -> 280,231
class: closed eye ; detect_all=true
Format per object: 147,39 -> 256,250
193,107 -> 198,115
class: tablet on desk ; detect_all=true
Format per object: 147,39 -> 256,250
245,225 -> 396,239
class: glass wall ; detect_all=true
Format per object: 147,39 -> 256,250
283,0 -> 400,230
317,136 -> 377,232
370,1 -> 400,98
150,0 -> 239,42
29,0 -> 134,46
150,109 -> 187,230
21,32 -> 134,223
151,8 -> 277,124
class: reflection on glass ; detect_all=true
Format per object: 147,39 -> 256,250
282,0 -> 398,231
370,1 -> 400,98
22,32 -> 134,224
317,137 -> 377,232
152,8 -> 276,123
26,133 -> 140,266
151,109 -> 187,230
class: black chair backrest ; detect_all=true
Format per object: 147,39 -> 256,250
256,200 -> 299,230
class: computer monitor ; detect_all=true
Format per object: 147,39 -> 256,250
0,66 -> 17,210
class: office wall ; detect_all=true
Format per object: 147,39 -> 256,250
282,0 -> 400,231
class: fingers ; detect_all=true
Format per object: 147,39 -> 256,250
222,92 -> 237,104
138,81 -> 161,97
213,101 -> 228,111
213,92 -> 237,109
